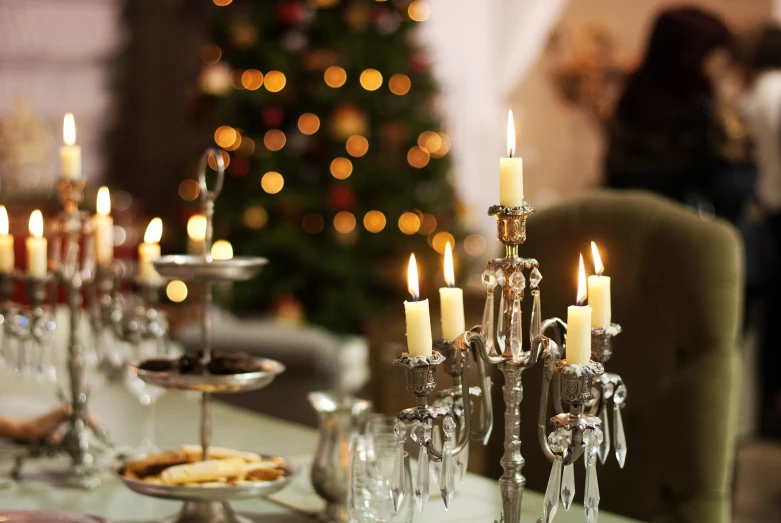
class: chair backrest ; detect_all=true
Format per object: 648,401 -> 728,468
484,189 -> 742,522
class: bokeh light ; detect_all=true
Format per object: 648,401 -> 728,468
324,66 -> 347,88
359,69 -> 383,91
419,213 -> 437,235
464,234 -> 487,257
264,129 -> 286,151
213,0 -> 232,5
398,212 -> 421,235
187,214 -> 207,240
298,113 -> 321,135
302,213 -> 325,234
432,231 -> 455,254
241,69 -> 263,90
363,211 -> 386,233
407,146 -> 430,168
200,44 -> 222,64
389,74 -> 411,95
207,149 -> 231,170
418,131 -> 442,153
178,179 -> 200,201
334,211 -> 357,234
237,136 -> 255,156
329,157 -> 353,179
261,171 -> 284,194
166,280 -> 188,303
346,135 -> 369,157
430,132 -> 451,157
230,69 -> 244,90
264,71 -> 287,92
243,206 -> 268,229
214,126 -> 238,149
408,0 -> 431,22
211,240 -> 234,260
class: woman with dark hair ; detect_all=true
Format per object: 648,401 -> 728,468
605,6 -> 753,221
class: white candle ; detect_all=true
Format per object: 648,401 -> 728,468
60,113 -> 82,180
0,206 -> 15,273
566,254 -> 591,365
26,210 -> 47,277
187,214 -> 207,255
94,187 -> 114,267
139,218 -> 162,282
499,109 -> 524,207
587,241 -> 611,328
404,253 -> 432,357
439,242 -> 465,340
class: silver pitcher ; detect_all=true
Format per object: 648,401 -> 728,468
308,391 -> 372,522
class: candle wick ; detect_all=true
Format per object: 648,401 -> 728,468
410,293 -> 418,302
576,299 -> 584,307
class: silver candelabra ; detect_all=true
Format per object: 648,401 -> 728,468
392,202 -> 628,523
0,178 -> 171,489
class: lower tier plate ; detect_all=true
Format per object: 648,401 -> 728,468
135,358 -> 285,393
113,454 -> 294,501
153,256 -> 267,282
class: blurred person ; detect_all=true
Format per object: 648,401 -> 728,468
0,405 -> 71,444
604,6 -> 754,222
739,24 -> 781,438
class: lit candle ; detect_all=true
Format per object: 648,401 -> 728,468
439,242 -> 465,340
0,206 -> 15,273
139,218 -> 163,282
60,113 -> 82,180
26,210 -> 47,277
94,187 -> 114,267
587,241 -> 611,328
404,253 -> 432,357
187,214 -> 207,255
566,254 -> 592,365
499,109 -> 523,207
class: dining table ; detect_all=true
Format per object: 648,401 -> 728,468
0,374 -> 642,523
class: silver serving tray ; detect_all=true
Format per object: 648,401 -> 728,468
135,358 -> 285,393
153,256 -> 267,282
113,454 -> 294,501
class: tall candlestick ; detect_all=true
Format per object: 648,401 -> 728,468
26,210 -> 47,277
0,206 -> 14,273
187,214 -> 207,255
499,109 -> 523,207
439,242 -> 465,340
587,241 -> 611,328
566,253 -> 591,365
139,218 -> 163,282
404,253 -> 432,357
60,113 -> 82,180
94,187 -> 114,267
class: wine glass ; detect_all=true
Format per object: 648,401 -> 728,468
122,339 -> 166,456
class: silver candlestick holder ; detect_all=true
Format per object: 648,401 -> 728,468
392,201 -> 628,523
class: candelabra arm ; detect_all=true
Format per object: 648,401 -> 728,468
541,318 -> 567,413
537,335 -> 562,463
470,338 -> 494,444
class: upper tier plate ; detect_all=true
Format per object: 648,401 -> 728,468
135,358 -> 285,393
153,256 -> 268,282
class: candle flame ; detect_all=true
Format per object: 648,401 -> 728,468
96,186 -> 111,216
444,241 -> 455,287
187,214 -> 207,241
144,217 -> 163,243
591,241 -> 604,276
0,206 -> 8,235
63,113 -> 76,146
407,253 -> 419,301
507,109 -> 516,157
29,210 -> 43,239
577,253 -> 587,306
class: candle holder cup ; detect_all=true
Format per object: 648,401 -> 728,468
588,324 -> 627,467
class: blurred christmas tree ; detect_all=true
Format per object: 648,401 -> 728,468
196,0 -> 461,334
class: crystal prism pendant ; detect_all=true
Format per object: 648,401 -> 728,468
542,455 -> 562,523
497,291 -> 506,353
561,463 -> 575,510
440,416 -> 456,508
510,295 -> 522,363
391,420 -> 407,512
529,266 -> 543,288
598,399 -> 611,465
415,442 -> 430,513
482,270 -> 496,358
584,431 -> 601,523
456,415 -> 469,483
530,289 -> 542,343
613,402 -> 627,468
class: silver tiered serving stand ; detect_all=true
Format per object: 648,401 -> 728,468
114,149 -> 291,523
391,201 -> 628,523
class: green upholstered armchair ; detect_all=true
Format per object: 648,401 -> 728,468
483,190 -> 742,523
